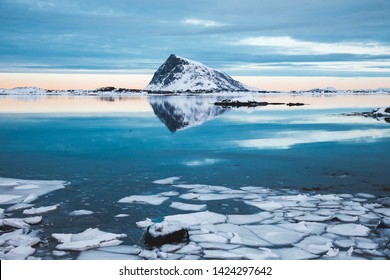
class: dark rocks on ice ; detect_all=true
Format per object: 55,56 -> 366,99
144,223 -> 189,247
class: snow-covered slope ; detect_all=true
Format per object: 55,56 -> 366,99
148,96 -> 227,132
145,54 -> 250,92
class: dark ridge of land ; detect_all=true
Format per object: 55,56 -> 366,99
213,99 -> 306,108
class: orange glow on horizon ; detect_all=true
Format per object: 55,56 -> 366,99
1,73 -> 389,91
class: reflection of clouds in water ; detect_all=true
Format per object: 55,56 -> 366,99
235,129 -> 390,149
184,158 -> 222,167
223,113 -> 385,125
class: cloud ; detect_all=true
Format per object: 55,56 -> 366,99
237,36 -> 390,56
226,60 -> 390,76
182,18 -> 227,28
234,129 -> 390,150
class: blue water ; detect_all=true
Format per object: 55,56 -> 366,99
0,95 -> 389,258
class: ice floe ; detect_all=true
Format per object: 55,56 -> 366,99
153,177 -> 181,185
69,209 -> 94,216
52,228 -> 127,251
23,204 -> 60,215
127,179 -> 390,260
326,224 -> 371,237
170,202 -> 207,211
118,195 -> 168,205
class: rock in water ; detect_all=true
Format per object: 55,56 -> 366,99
144,222 -> 189,247
145,54 -> 250,92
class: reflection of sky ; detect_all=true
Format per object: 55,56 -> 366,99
0,96 -> 153,113
235,129 -> 390,150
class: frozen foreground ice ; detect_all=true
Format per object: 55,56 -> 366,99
1,176 -> 390,260
112,178 -> 390,260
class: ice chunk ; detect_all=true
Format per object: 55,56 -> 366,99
0,177 -> 66,205
314,194 -> 342,201
325,247 -> 339,257
176,243 -> 202,254
326,224 -> 370,237
136,218 -> 153,228
115,214 -> 129,218
335,214 -> 358,222
160,244 -> 183,253
190,233 -> 228,243
52,250 -> 68,257
159,191 -> 180,197
7,234 -> 40,247
272,247 -> 318,260
355,193 -> 376,199
294,214 -> 332,222
374,208 -> 390,217
339,209 -> 366,216
139,249 -> 158,259
181,255 -> 201,260
245,201 -> 284,211
227,212 -> 273,225
203,250 -> 243,259
5,245 -> 35,260
23,216 -> 42,224
164,211 -> 226,227
203,223 -> 273,247
277,222 -> 311,234
196,193 -> 243,201
230,247 -> 279,260
14,184 -> 40,190
118,195 -> 168,205
78,250 -> 141,260
153,177 -> 181,185
294,236 -> 333,254
0,194 -> 23,204
23,204 -> 60,215
157,251 -> 183,260
22,194 -> 38,204
245,225 -> 304,246
6,203 -> 34,212
97,245 -> 141,255
173,184 -> 209,189
354,237 -> 378,250
198,242 -> 241,250
2,218 -> 30,229
334,239 -> 356,248
170,202 -> 207,211
240,186 -> 270,194
0,229 -> 24,243
52,228 -> 127,251
69,210 -> 94,216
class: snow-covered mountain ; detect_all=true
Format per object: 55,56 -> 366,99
148,96 -> 227,132
145,54 -> 250,92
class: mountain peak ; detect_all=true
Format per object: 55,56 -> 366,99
145,55 -> 250,92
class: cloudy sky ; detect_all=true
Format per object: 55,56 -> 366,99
0,0 -> 389,89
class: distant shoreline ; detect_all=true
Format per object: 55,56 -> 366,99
1,86 -> 390,97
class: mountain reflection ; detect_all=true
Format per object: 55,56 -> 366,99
148,96 -> 227,132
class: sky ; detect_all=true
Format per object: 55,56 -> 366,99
0,0 -> 389,90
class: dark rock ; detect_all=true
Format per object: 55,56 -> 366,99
286,102 -> 305,106
144,222 -> 189,247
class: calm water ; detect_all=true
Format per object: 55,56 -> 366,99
0,94 -> 390,259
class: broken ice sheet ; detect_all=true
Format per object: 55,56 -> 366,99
326,224 -> 370,237
52,228 -> 127,251
23,204 -> 60,215
69,209 -> 94,216
153,177 -> 181,185
118,195 -> 169,205
170,202 -> 207,211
